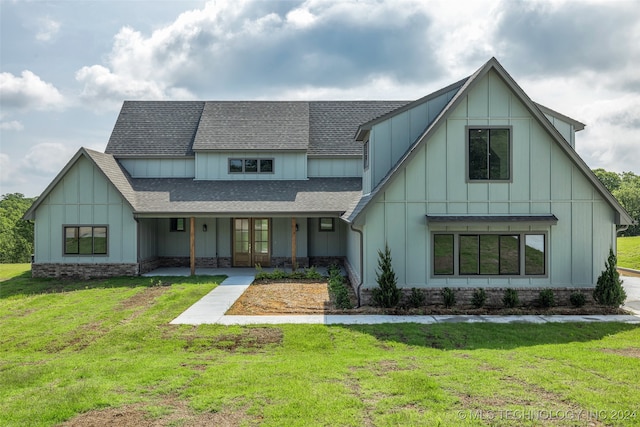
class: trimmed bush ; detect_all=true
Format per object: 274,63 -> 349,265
471,288 -> 487,308
538,289 -> 555,308
328,273 -> 353,309
569,292 -> 587,308
407,288 -> 427,308
371,243 -> 401,308
593,248 -> 626,306
502,288 -> 519,308
441,287 -> 456,308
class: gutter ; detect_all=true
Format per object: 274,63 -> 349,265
350,223 -> 365,307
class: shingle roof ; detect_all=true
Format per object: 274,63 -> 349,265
308,101 -> 409,156
130,177 -> 361,215
105,101 -> 205,157
105,100 -> 408,157
193,101 -> 310,151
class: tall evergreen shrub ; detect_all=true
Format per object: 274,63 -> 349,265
371,243 -> 401,308
593,248 -> 626,306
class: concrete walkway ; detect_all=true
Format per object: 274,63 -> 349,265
162,268 -> 640,325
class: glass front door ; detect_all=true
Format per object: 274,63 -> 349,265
233,218 -> 270,267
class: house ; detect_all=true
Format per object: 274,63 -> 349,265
24,58 -> 633,305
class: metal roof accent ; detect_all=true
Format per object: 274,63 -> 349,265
426,215 -> 559,225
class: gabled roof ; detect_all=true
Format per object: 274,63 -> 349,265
344,57 -> 634,226
105,101 -> 205,157
23,148 -> 137,220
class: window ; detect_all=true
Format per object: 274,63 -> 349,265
363,140 -> 369,169
433,233 -> 545,276
468,127 -> 511,181
229,158 -> 274,174
319,218 -> 335,232
64,226 -> 107,255
170,218 -> 185,232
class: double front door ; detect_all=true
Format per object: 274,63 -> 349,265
233,218 -> 270,267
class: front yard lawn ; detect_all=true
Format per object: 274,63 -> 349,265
1,264 -> 639,426
618,236 -> 640,270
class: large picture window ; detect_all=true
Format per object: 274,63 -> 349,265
468,127 -> 511,181
433,232 -> 545,276
64,226 -> 108,255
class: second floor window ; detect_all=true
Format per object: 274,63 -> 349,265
229,158 -> 274,174
468,127 -> 511,181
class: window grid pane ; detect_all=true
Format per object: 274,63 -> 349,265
259,159 -> 273,173
65,227 -> 79,254
479,235 -> 499,275
433,234 -> 454,275
489,129 -> 510,180
525,234 -> 545,275
244,159 -> 258,173
459,235 -> 479,275
93,227 -> 108,254
499,235 -> 520,275
469,129 -> 488,179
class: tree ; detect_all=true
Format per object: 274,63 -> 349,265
613,172 -> 640,236
0,193 -> 36,263
592,169 -> 640,236
593,168 -> 622,193
371,243 -> 402,308
593,248 -> 626,306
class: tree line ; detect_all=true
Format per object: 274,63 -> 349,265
0,193 -> 35,263
0,170 -> 638,263
592,169 -> 640,236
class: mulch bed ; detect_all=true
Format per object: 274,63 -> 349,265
225,281 -> 629,316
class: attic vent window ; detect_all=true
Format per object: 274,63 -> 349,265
467,127 -> 511,181
229,158 -> 274,174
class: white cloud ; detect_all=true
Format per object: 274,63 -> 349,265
74,0 -> 440,106
21,142 -> 77,176
35,17 -> 61,42
0,153 -> 13,183
0,70 -> 65,111
0,120 -> 24,131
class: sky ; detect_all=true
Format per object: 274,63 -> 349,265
1,0 -> 639,198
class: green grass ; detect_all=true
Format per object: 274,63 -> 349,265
1,264 -> 640,426
618,236 -> 640,270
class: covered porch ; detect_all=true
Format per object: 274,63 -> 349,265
136,215 -> 348,275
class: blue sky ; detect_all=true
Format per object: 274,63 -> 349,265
1,0 -> 639,197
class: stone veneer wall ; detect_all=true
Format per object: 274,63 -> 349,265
308,256 -> 345,268
32,263 -> 138,279
358,287 -> 596,308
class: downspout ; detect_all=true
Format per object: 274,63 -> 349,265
350,223 -> 365,307
134,216 -> 140,275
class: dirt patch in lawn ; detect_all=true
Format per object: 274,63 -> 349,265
61,397 -> 258,427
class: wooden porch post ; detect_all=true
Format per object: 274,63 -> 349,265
291,217 -> 297,271
190,217 -> 196,276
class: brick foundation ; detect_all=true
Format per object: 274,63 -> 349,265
32,263 -> 139,279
